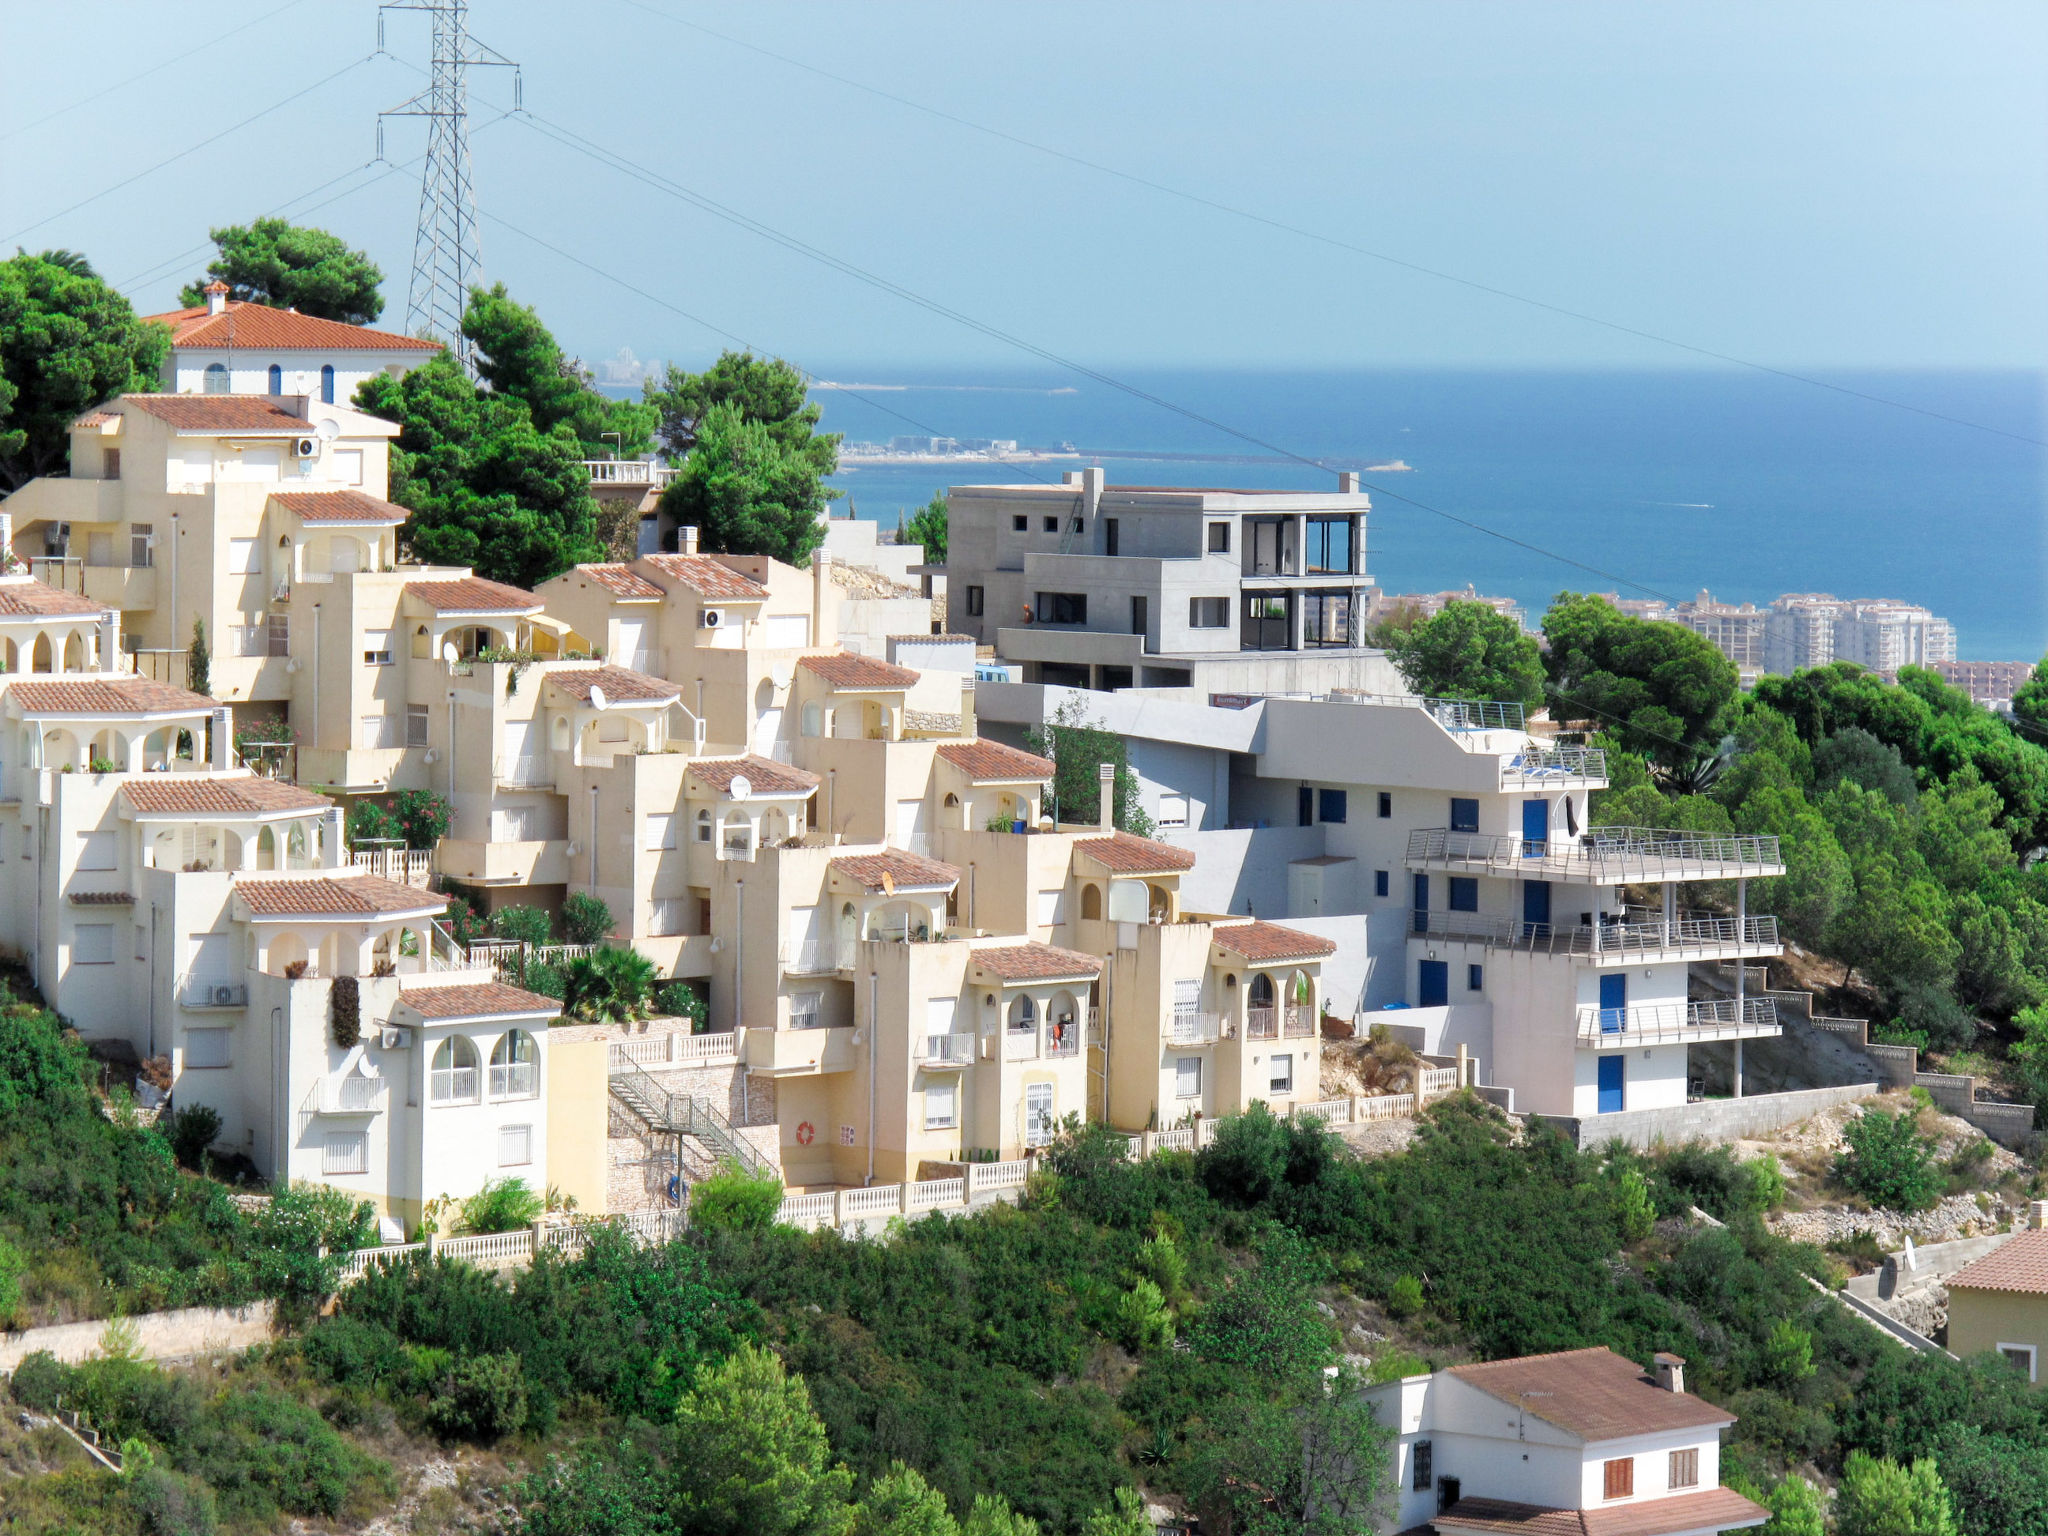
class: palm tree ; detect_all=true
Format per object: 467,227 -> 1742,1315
561,945 -> 657,1023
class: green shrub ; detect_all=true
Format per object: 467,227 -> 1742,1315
427,1350 -> 529,1441
8,1349 -> 76,1410
1836,1109 -> 1943,1212
522,959 -> 566,1000
166,1105 -> 221,1170
390,788 -> 451,850
693,1160 -> 784,1231
1948,1136 -> 1995,1178
1763,1319 -> 1817,1386
561,892 -> 613,945
297,1317 -> 406,1387
1132,1231 -> 1188,1306
1614,1166 -> 1656,1242
657,979 -> 707,1023
248,1182 -> 378,1300
1115,1277 -> 1174,1350
1386,1274 -> 1425,1318
459,1176 -> 544,1234
125,1466 -> 220,1536
562,945 -> 655,1023
346,798 -> 399,850
490,905 -> 553,947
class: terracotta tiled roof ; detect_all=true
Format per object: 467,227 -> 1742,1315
972,943 -> 1102,981
544,666 -> 681,704
404,577 -> 540,613
1074,830 -> 1196,874
1210,920 -> 1337,963
123,396 -> 312,433
642,553 -> 768,600
122,777 -> 332,817
141,301 -> 442,352
936,739 -> 1054,782
70,890 -> 135,905
71,410 -> 118,429
398,981 -> 561,1019
1445,1349 -> 1734,1442
269,489 -> 408,524
0,578 -> 110,617
686,755 -> 821,796
577,563 -> 667,600
1947,1230 -> 2048,1294
235,875 -> 447,918
798,652 -> 920,691
1433,1488 -> 1768,1536
890,633 -> 974,642
8,679 -> 214,715
829,848 -> 960,892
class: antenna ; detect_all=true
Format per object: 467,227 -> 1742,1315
377,2 -> 521,371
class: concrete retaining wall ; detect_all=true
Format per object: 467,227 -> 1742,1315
0,1302 -> 278,1374
1536,1084 -> 1880,1151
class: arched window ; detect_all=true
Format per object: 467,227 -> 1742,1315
320,364 -> 336,404
695,809 -> 712,842
430,1036 -> 480,1103
267,363 -> 282,395
202,362 -> 229,393
1080,883 -> 1102,920
489,1029 -> 538,1098
1007,994 -> 1036,1030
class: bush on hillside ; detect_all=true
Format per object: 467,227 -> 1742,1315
690,1160 -> 783,1232
1835,1109 -> 1943,1212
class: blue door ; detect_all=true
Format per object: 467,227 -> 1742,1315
1521,879 -> 1551,936
1598,972 -> 1627,1034
1411,873 -> 1429,935
1522,797 -> 1549,853
1418,960 -> 1449,1008
1597,1055 -> 1625,1114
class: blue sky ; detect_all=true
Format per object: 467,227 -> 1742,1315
2,1 -> 2043,373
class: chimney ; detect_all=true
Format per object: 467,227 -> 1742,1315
1338,470 -> 1361,494
203,279 -> 229,317
1097,761 -> 1117,833
681,525 -> 700,555
1652,1353 -> 1686,1395
2031,1200 -> 2048,1232
323,806 -> 347,868
209,707 -> 232,771
1081,464 -> 1104,521
0,511 -> 13,571
1062,470 -> 1083,488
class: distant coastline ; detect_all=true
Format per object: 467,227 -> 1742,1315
837,443 -> 1415,473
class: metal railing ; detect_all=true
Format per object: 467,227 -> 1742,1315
1044,1024 -> 1081,1058
488,1061 -> 538,1099
1503,743 -> 1607,780
1283,1004 -> 1316,1037
610,1058 -> 774,1180
781,939 -> 845,974
1406,825 -> 1783,879
430,1066 -> 479,1103
1246,1006 -> 1279,1040
317,1074 -> 389,1113
1410,909 -> 1781,957
917,1033 -> 977,1065
582,459 -> 677,487
1168,1009 -> 1228,1044
1574,997 -> 1779,1045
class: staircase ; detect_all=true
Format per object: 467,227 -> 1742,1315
608,1059 -> 776,1182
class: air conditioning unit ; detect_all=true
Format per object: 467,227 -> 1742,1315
294,437 -> 319,458
699,608 -> 725,629
380,1027 -> 413,1050
211,983 -> 238,1007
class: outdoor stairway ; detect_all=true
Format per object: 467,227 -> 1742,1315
607,1059 -> 776,1181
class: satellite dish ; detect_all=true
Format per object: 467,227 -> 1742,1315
881,869 -> 896,897
441,641 -> 457,664
589,684 -> 609,711
315,418 -> 341,441
729,774 -> 752,802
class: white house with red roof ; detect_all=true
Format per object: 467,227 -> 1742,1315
142,282 -> 441,403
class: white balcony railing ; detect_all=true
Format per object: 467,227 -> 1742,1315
1406,826 -> 1783,881
917,1034 -> 977,1066
582,459 -> 677,488
1574,997 -> 1779,1046
488,1061 -> 538,1099
781,939 -> 844,975
1411,910 -> 1782,958
1168,1010 -> 1227,1044
1003,1029 -> 1039,1062
497,756 -> 552,788
1245,1006 -> 1278,1040
320,1074 -> 389,1113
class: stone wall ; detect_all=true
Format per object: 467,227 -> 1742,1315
0,1303 -> 278,1374
602,1058 -> 782,1214
1535,1083 -> 1881,1151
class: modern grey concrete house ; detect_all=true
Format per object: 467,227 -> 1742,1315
946,467 -> 1398,695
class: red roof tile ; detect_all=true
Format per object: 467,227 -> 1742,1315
1434,1488 -> 1767,1536
972,943 -> 1102,981
1074,830 -> 1196,874
70,890 -> 135,905
404,577 -> 541,614
8,679 -> 214,715
123,396 -> 312,433
269,489 -> 408,524
234,875 -> 447,918
398,981 -> 561,1019
1210,920 -> 1337,963
798,652 -> 920,690
642,554 -> 768,600
829,848 -> 960,892
544,666 -> 681,704
1445,1349 -> 1735,1442
1947,1230 -> 2048,1294
686,755 -> 821,796
936,739 -> 1054,782
577,563 -> 667,600
122,777 -> 332,816
142,301 -> 441,353
0,578 -> 110,617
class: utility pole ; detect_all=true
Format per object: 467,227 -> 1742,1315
377,1 -> 521,371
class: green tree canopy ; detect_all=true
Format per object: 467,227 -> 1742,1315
178,219 -> 385,324
1385,599 -> 1544,708
667,1342 -> 854,1536
0,250 -> 170,491
645,350 -> 838,465
355,352 -> 603,590
901,491 -> 948,564
1541,592 -> 1738,788
1835,1451 -> 1958,1536
464,283 -> 654,458
658,400 -> 836,567
2012,654 -> 2048,739
1024,694 -> 1152,837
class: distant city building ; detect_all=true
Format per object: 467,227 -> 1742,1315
1593,588 -> 1956,685
1931,659 -> 2035,713
1762,594 -> 1845,675
1370,584 -> 1528,631
597,347 -> 647,387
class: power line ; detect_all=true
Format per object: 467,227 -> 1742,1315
1,55 -> 382,248
0,0 -> 314,145
509,109 -> 1677,599
605,0 -> 2048,453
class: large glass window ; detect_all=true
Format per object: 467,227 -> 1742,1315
1188,596 -> 1229,628
1244,518 -> 1293,575
1241,593 -> 1292,651
1033,591 -> 1087,625
431,1036 -> 480,1103
1302,590 -> 1354,648
489,1030 -> 538,1099
1305,516 -> 1356,574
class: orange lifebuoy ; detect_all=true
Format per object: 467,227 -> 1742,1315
796,1120 -> 816,1146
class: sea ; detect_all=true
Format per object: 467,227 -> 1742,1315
795,368 -> 2045,663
